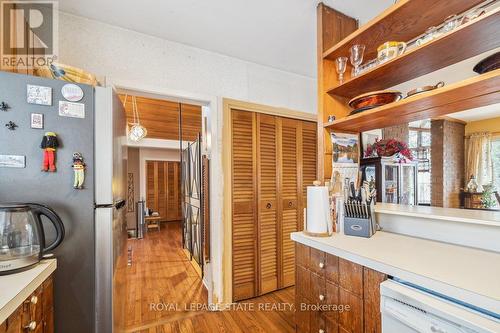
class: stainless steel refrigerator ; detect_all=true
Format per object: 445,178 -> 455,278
0,71 -> 127,333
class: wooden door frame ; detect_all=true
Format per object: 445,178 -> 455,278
222,98 -> 316,303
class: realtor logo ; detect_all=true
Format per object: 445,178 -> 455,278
1,1 -> 58,69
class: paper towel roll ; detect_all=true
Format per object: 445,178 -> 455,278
306,185 -> 332,235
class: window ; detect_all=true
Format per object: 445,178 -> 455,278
409,128 -> 431,205
492,138 -> 500,193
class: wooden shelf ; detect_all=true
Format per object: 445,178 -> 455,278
326,7 -> 500,98
323,0 -> 484,61
324,69 -> 500,132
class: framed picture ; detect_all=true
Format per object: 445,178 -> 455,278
30,113 -> 44,129
330,132 -> 359,164
361,129 -> 382,158
27,84 -> 52,106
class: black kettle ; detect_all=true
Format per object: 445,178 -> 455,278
0,203 -> 65,274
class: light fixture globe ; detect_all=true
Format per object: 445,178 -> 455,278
128,124 -> 147,142
124,95 -> 147,142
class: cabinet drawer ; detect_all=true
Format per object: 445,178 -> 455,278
42,277 -> 54,316
310,272 -> 326,304
296,243 -> 310,269
296,264 -> 311,298
339,258 -> 363,297
310,248 -> 326,276
325,253 -> 339,284
5,306 -> 23,333
296,294 -> 311,333
323,281 -> 339,322
338,288 -> 363,333
311,311 -> 339,333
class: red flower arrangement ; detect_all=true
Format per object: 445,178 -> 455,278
364,138 -> 413,162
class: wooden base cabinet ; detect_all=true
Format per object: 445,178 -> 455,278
295,243 -> 387,333
1,275 -> 54,333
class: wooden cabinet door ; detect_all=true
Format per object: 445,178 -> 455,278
363,268 -> 387,333
257,114 -> 279,294
231,110 -> 258,301
166,162 -> 182,221
300,121 -> 317,231
146,161 -> 182,222
279,118 -> 300,288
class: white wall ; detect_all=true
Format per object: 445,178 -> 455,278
58,13 -> 316,114
57,12 -> 316,304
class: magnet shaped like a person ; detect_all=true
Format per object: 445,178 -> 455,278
40,132 -> 59,172
72,152 -> 86,189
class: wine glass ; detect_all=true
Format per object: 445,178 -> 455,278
335,57 -> 348,84
349,44 -> 365,77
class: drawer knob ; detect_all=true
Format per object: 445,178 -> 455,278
318,262 -> 325,269
25,321 -> 36,331
30,295 -> 38,304
319,294 -> 325,301
266,203 -> 272,209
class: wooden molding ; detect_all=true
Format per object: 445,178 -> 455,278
222,98 -> 316,121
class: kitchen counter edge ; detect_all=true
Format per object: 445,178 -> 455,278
0,259 -> 57,324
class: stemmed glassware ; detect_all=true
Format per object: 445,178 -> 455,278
335,57 -> 348,84
349,44 -> 365,77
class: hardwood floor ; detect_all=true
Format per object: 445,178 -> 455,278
125,222 -> 296,333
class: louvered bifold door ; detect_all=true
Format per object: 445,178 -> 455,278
231,110 -> 258,301
257,114 -> 279,295
300,121 -> 318,231
279,118 -> 300,288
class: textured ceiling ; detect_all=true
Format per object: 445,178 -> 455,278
58,0 -> 393,78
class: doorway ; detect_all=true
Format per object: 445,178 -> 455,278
118,91 -> 209,331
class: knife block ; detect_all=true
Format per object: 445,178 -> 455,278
343,202 -> 377,238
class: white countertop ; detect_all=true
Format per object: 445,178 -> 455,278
375,203 -> 500,227
291,231 -> 500,315
0,259 -> 57,323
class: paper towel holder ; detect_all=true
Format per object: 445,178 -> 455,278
303,180 -> 332,238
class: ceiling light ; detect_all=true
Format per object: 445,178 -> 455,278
124,95 -> 147,142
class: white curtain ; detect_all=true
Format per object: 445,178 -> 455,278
465,132 -> 492,188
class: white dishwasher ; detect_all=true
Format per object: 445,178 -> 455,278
380,280 -> 500,333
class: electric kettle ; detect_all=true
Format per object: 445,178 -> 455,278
0,203 -> 65,274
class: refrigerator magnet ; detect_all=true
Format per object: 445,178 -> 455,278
0,155 -> 25,168
0,101 -> 10,112
58,101 -> 85,119
72,152 -> 86,189
41,132 -> 59,172
27,84 -> 52,106
61,84 -> 84,102
5,121 -> 18,130
31,113 -> 44,129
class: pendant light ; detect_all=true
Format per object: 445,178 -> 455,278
125,95 -> 147,142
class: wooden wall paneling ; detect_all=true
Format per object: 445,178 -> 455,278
257,113 -> 279,294
231,110 -> 258,301
280,118 -> 300,288
317,3 -> 358,182
119,95 -> 202,142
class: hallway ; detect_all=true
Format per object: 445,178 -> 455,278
125,222 -> 296,333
